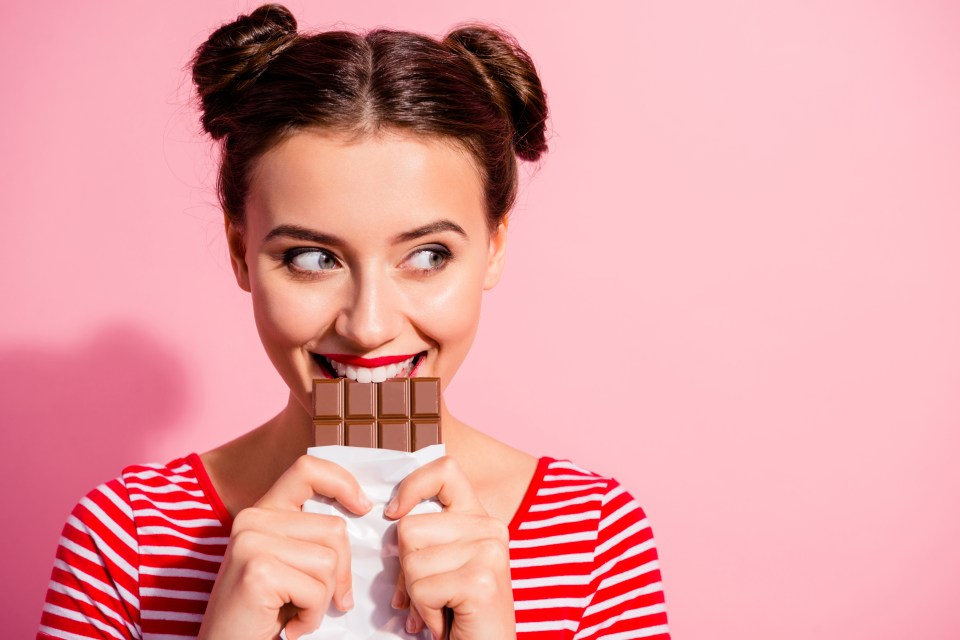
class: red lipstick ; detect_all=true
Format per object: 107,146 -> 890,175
322,353 -> 420,367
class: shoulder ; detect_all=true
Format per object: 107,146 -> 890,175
119,455 -> 208,504
513,457 -> 664,588
520,457 -> 639,512
511,457 -> 650,544
51,455 -> 208,560
119,454 -> 202,487
119,453 -> 231,527
509,458 -> 670,637
51,453 -> 222,575
530,457 -> 657,553
40,466 -> 149,637
535,459 -> 670,637
40,455 -> 226,637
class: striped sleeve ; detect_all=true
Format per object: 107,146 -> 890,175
38,479 -> 142,640
573,480 -> 669,640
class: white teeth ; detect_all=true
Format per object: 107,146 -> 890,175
323,355 -> 419,382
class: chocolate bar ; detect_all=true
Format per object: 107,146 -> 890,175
312,378 -> 441,450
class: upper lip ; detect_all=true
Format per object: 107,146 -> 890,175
319,353 -> 420,367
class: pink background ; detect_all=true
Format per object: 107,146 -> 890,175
2,1 -> 958,637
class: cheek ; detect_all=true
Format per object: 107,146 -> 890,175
410,262 -> 485,356
250,277 -> 331,349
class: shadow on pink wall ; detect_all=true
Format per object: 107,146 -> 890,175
0,325 -> 188,636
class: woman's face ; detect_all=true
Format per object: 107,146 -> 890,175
227,129 -> 507,417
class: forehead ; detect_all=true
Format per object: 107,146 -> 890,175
245,129 -> 486,236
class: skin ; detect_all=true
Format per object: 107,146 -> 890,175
197,129 -> 538,640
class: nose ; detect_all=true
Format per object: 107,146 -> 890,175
334,269 -> 403,350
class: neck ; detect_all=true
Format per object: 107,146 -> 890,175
202,393 -> 312,515
264,392 -> 317,474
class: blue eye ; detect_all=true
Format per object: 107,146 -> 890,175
406,247 -> 450,271
286,248 -> 339,272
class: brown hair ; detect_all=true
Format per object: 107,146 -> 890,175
190,3 -> 549,230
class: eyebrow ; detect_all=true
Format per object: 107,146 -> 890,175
264,224 -> 342,246
263,220 -> 468,245
392,220 -> 467,243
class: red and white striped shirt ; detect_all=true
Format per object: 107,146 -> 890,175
39,455 -> 669,639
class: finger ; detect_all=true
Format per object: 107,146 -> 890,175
399,538 -> 508,586
396,512 -> 508,552
406,603 -> 425,636
233,507 -> 353,547
240,555 -> 331,640
405,573 -> 451,640
280,574 -> 328,640
257,454 -> 371,515
229,528 -> 353,612
392,567 -> 410,610
394,568 -> 421,635
385,456 -> 483,519
408,564 -> 514,640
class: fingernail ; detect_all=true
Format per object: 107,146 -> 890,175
343,589 -> 354,610
359,493 -> 373,511
391,590 -> 403,609
405,614 -> 417,634
385,497 -> 398,517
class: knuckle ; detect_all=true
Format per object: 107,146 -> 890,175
231,507 -> 262,534
328,515 -> 348,538
487,518 -> 510,544
464,564 -> 500,596
398,548 -> 421,578
292,453 -> 318,476
314,545 -> 338,575
228,528 -> 263,559
477,537 -> 508,563
239,553 -> 275,588
437,455 -> 460,475
395,516 -> 415,540
406,576 -> 427,603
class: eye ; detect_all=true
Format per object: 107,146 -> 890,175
285,248 -> 340,272
404,246 -> 451,272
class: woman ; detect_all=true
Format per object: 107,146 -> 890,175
38,5 -> 669,639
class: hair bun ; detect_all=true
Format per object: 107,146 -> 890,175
445,25 -> 549,161
191,3 -> 298,139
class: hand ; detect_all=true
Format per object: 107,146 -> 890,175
386,456 -> 516,640
198,455 -> 372,640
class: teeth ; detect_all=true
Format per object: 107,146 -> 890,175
323,354 -> 419,382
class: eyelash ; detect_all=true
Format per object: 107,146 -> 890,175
279,245 -> 454,277
280,247 -> 339,279
405,245 -> 453,273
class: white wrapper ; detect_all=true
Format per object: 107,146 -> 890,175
293,444 -> 445,640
